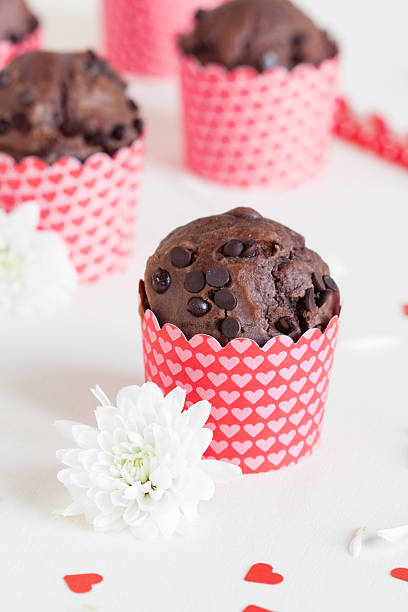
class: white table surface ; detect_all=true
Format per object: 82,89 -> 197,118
1,2 -> 408,611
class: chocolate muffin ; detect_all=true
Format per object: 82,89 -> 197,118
0,0 -> 38,45
0,50 -> 143,163
179,0 -> 337,72
143,207 -> 340,346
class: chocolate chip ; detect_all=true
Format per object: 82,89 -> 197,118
222,239 -> 244,257
9,33 -> 22,44
214,289 -> 237,310
171,246 -> 192,268
221,317 -> 240,338
111,124 -> 125,140
312,272 -> 326,293
0,119 -> 9,134
28,16 -> 39,33
19,90 -> 35,106
318,290 -> 331,307
227,207 -> 262,220
241,240 -> 258,258
151,268 -> 171,294
291,32 -> 306,47
128,99 -> 138,111
323,275 -> 339,292
0,71 -> 11,87
194,9 -> 206,20
60,120 -> 81,137
289,330 -> 301,341
276,317 -> 292,333
133,118 -> 143,135
185,270 -> 205,293
85,130 -> 105,146
206,265 -> 230,288
259,50 -> 279,71
304,287 -> 315,311
187,297 -> 210,317
12,112 -> 31,133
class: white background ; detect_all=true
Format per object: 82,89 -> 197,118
1,1 -> 408,611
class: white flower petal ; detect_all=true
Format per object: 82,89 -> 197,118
150,465 -> 172,490
377,525 -> 408,543
55,420 -> 82,441
93,508 -> 124,532
191,428 -> 213,459
123,502 -> 142,526
152,493 -> 181,537
164,386 -> 186,419
95,491 -> 114,514
56,499 -> 84,517
69,471 -> 92,488
131,516 -> 159,540
348,527 -> 366,559
200,459 -> 243,483
182,468 -> 215,502
91,385 -> 112,407
56,448 -> 82,468
185,400 -> 211,430
72,425 -> 99,449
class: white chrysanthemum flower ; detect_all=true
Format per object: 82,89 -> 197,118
56,382 -> 242,539
0,202 -> 76,320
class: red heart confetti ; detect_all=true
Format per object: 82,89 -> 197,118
403,304 -> 408,317
245,563 -> 284,585
391,568 -> 408,582
242,606 -> 275,612
64,573 -> 103,594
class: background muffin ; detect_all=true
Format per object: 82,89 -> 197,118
179,0 -> 337,71
0,0 -> 39,45
143,207 -> 340,346
0,50 -> 143,163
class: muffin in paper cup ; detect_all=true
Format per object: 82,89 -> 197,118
0,139 -> 144,284
142,308 -> 339,474
0,27 -> 41,71
179,54 -> 340,188
102,0 -> 223,78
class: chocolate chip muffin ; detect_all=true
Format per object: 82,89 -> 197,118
142,207 -> 340,346
0,50 -> 143,163
0,0 -> 38,45
179,0 -> 337,72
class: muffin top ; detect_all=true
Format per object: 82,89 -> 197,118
0,0 -> 38,44
0,50 -> 143,163
143,207 -> 340,346
179,0 -> 337,72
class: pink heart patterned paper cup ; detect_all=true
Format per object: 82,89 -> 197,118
142,309 -> 339,474
0,139 -> 144,284
179,54 -> 340,188
0,28 -> 41,71
102,0 -> 223,78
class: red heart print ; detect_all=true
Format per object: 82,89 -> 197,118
391,568 -> 408,582
243,607 -> 275,612
245,563 -> 284,585
64,573 -> 103,593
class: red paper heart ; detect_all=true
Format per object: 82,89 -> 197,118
245,563 -> 284,585
64,573 -> 103,594
403,304 -> 408,317
391,568 -> 408,582
243,606 -> 275,612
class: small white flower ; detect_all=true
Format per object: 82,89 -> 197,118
348,527 -> 366,558
0,202 -> 76,321
56,382 -> 242,539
